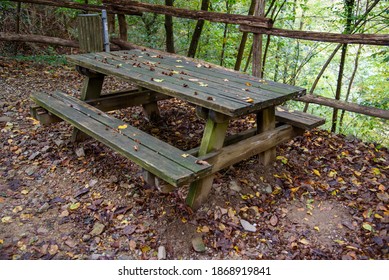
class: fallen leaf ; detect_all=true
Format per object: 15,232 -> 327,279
153,78 -> 164,82
314,226 -> 320,232
245,97 -> 254,103
129,240 -> 136,251
362,223 -> 372,231
118,124 -> 128,130
91,222 -> 105,236
69,202 -> 80,211
299,238 -> 310,245
201,226 -> 210,233
188,78 -> 199,82
48,244 -> 58,255
223,78 -> 229,82
195,160 -> 209,166
192,236 -> 206,252
313,169 -> 321,177
218,223 -> 226,231
245,82 -> 252,86
269,215 -> 278,226
1,216 -> 12,223
12,206 -> 23,213
181,154 -> 190,158
199,82 -> 208,87
141,245 -> 151,253
21,189 -> 29,195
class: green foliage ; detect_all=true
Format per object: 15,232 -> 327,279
13,54 -> 68,66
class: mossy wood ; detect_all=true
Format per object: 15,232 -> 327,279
31,91 -> 211,187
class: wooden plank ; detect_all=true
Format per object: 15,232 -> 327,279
208,124 -> 293,173
51,91 -> 210,175
186,113 -> 229,209
78,14 -> 103,53
67,51 -> 306,117
31,92 -> 211,186
275,107 -> 325,129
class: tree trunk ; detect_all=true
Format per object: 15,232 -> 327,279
187,0 -> 210,58
0,32 -> 79,48
331,0 -> 355,133
234,0 -> 256,71
220,0 -> 232,66
339,44 -> 362,132
164,0 -> 175,53
118,14 -> 127,41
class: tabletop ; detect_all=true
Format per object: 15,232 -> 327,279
67,49 -> 305,117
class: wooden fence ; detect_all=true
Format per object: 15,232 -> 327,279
2,0 -> 389,122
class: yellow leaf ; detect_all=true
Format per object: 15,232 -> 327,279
175,65 -> 184,68
153,78 -> 164,82
181,217 -> 187,223
181,154 -> 190,158
69,202 -> 81,211
374,213 -> 383,219
198,82 -> 208,87
290,187 -> 300,193
245,97 -> 254,103
299,238 -> 310,245
21,189 -> 29,195
218,223 -> 226,231
276,156 -> 288,164
328,170 -> 337,178
118,124 -> 128,130
1,216 -> 12,223
334,239 -> 346,245
201,226 -> 210,233
354,170 -> 361,176
362,223 -> 372,231
314,226 -> 320,232
141,245 -> 151,253
12,206 -> 23,213
313,169 -> 321,177
245,82 -> 252,86
176,60 -> 182,62
0,239 -> 3,244
371,168 -> 381,175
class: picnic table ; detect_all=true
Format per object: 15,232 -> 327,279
31,48 -> 324,209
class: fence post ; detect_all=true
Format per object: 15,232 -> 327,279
77,14 -> 104,53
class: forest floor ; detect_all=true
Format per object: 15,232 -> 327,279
0,58 -> 388,260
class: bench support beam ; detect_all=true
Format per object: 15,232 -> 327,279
257,106 -> 276,166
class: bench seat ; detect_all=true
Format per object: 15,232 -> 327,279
275,106 -> 325,130
30,91 -> 212,187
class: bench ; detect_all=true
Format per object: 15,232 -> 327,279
30,91 -> 212,187
275,106 -> 325,131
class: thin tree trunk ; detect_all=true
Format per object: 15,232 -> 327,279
220,0 -> 231,66
187,0 -> 210,58
164,0 -> 175,53
331,0 -> 355,133
118,14 -> 127,41
339,44 -> 362,132
303,0 -> 380,112
234,0 -> 256,71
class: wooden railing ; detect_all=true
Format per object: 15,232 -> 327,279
2,0 -> 389,122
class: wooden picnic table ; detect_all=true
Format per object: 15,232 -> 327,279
32,48 -> 324,209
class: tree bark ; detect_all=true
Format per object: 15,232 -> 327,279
297,95 -> 389,120
187,0 -> 210,58
118,14 -> 128,41
164,0 -> 175,53
0,32 -> 79,48
234,0 -> 256,71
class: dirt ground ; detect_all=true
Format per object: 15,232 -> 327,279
0,58 -> 388,260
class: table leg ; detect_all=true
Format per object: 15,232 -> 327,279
186,116 -> 229,210
72,75 -> 105,142
256,106 -> 276,166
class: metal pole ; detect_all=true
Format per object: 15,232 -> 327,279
101,9 -> 110,52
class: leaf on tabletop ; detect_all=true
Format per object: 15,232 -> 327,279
153,78 -> 164,82
181,154 -> 190,158
118,124 -> 127,130
245,82 -> 252,86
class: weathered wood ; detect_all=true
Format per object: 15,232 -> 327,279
78,14 -> 104,53
297,94 -> 389,121
118,14 -> 128,41
105,0 -> 273,28
0,32 -> 79,48
186,114 -> 229,209
239,25 -> 389,46
208,124 -> 294,173
31,91 -> 212,187
72,74 -> 105,142
275,106 -> 326,129
142,102 -> 160,123
67,50 -> 305,117
30,89 -> 169,125
257,106 -> 276,166
10,0 -> 141,15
